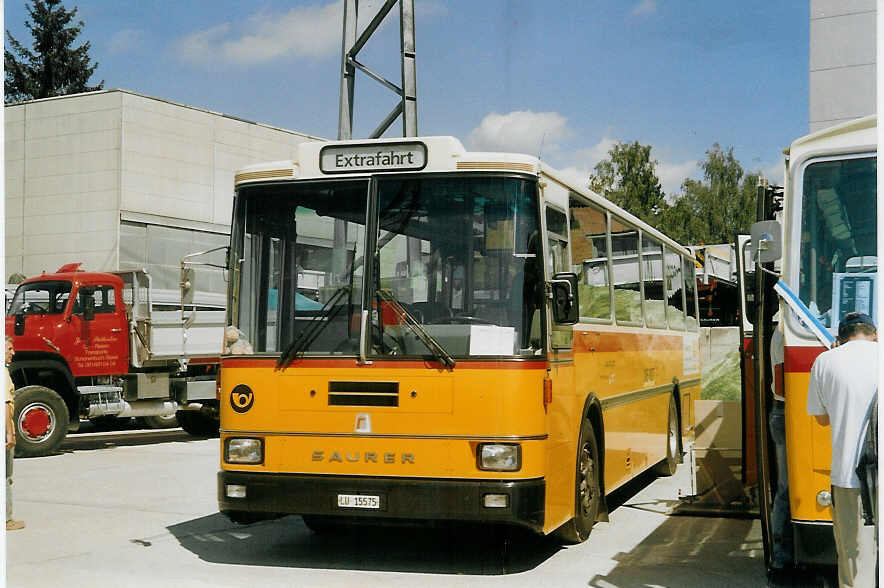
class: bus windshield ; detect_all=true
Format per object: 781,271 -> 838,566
230,175 -> 541,358
798,156 -> 877,331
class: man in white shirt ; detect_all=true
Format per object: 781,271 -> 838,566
807,312 -> 877,588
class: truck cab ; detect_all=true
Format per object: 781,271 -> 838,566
6,263 -> 223,456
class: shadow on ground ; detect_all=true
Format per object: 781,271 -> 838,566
56,429 -> 205,453
587,470 -> 837,588
167,513 -> 560,575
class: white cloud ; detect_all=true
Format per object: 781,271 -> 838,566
657,159 -> 699,200
467,110 -> 572,155
108,29 -> 144,54
759,160 -> 785,186
631,0 -> 657,16
173,1 -> 343,67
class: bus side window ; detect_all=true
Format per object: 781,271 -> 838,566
568,198 -> 611,321
641,233 -> 666,329
610,216 -> 642,324
683,256 -> 699,331
665,247 -> 685,330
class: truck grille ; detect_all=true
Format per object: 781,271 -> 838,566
328,382 -> 399,407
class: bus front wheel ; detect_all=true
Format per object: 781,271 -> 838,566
555,419 -> 601,544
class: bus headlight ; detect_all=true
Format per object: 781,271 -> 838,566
477,443 -> 521,471
816,490 -> 832,507
225,438 -> 263,464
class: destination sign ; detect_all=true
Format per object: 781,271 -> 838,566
320,142 -> 427,174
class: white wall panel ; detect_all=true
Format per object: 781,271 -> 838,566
5,89 -> 319,281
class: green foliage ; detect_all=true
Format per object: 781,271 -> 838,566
659,144 -> 758,245
701,348 -> 742,401
589,141 -> 665,225
5,0 -> 103,103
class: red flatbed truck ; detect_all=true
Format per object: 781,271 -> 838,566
6,263 -> 223,456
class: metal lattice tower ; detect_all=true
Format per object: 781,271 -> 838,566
338,0 -> 417,140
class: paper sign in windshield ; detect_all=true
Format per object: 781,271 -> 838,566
469,325 -> 515,356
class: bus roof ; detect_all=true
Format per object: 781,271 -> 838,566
235,135 -> 693,257
786,115 -> 876,161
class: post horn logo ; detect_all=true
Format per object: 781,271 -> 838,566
230,385 -> 254,414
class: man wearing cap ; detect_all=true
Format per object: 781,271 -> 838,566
807,312 -> 877,588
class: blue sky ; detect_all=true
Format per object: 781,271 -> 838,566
5,0 -> 809,196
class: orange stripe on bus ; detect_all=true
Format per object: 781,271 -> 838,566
572,331 -> 683,353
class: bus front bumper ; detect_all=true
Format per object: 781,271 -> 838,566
218,471 -> 545,530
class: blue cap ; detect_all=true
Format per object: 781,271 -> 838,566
838,312 -> 876,338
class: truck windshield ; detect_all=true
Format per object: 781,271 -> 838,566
7,281 -> 73,316
798,156 -> 877,332
230,175 -> 542,358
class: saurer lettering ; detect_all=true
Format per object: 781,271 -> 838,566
312,450 -> 414,464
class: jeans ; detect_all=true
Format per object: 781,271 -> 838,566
6,446 -> 12,521
768,403 -> 793,568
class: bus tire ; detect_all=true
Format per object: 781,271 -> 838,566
555,419 -> 601,544
13,385 -> 70,458
652,394 -> 679,477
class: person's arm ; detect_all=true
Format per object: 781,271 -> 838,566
6,399 -> 15,449
806,360 -> 829,426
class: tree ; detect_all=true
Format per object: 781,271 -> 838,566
659,143 -> 758,245
589,141 -> 665,225
5,0 -> 103,103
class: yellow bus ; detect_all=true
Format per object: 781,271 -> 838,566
217,136 -> 701,541
745,115 -> 877,566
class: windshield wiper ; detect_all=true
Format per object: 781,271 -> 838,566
276,285 -> 350,370
376,289 -> 455,369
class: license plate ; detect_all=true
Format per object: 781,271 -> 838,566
337,494 -> 380,509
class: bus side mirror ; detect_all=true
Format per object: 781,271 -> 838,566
551,272 -> 579,325
750,220 -> 782,264
14,312 -> 25,335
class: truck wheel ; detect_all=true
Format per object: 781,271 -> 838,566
14,386 -> 70,457
177,410 -> 219,437
652,395 -> 679,477
137,414 -> 179,429
555,419 -> 601,544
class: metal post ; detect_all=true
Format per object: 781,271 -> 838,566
338,0 -> 418,140
753,179 -> 773,569
338,0 -> 358,140
400,0 -> 418,137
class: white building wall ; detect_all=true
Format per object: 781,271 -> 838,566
4,89 -> 322,283
809,0 -> 877,132
5,92 -> 123,276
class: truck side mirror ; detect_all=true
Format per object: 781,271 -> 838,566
181,266 -> 195,306
14,312 -> 25,335
551,272 -> 579,325
80,289 -> 95,321
750,220 -> 782,264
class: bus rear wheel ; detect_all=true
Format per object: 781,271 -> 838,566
555,419 -> 601,544
652,395 -> 679,477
